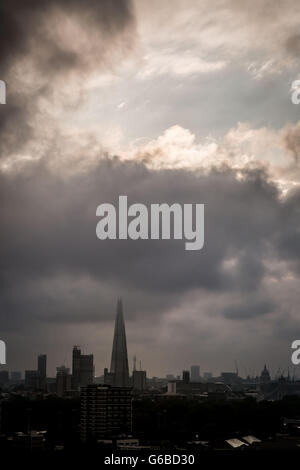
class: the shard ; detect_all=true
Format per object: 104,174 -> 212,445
110,299 -> 130,387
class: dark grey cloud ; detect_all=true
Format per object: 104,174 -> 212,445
224,298 -> 275,320
0,161 -> 279,293
0,0 -> 135,74
0,0 -> 136,157
0,158 -> 298,326
273,188 -> 300,271
285,33 -> 300,58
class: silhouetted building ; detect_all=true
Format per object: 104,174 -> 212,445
221,372 -> 241,385
103,367 -> 114,386
10,371 -> 22,382
72,346 -> 94,390
72,345 -> 81,389
168,379 -> 227,396
132,370 -> 147,390
80,384 -> 132,441
108,299 -> 130,387
56,365 -> 72,397
191,365 -> 200,382
260,364 -> 271,383
37,354 -> 47,390
25,370 -> 39,389
182,370 -> 190,383
80,354 -> 94,386
0,370 -> 9,387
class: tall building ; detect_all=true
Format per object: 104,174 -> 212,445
80,354 -> 94,386
72,346 -> 94,390
56,366 -> 72,397
37,354 -> 47,391
182,370 -> 190,383
80,384 -> 132,441
132,370 -> 147,391
190,365 -> 200,382
72,346 -> 81,389
109,299 -> 129,387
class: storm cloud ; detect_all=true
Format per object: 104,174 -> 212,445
0,0 -> 136,158
1,157 -> 300,375
1,1 -> 300,377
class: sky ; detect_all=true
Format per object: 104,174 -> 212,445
1,0 -> 300,378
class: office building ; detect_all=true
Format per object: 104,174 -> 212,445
190,365 -> 200,382
80,384 -> 132,441
56,366 -> 72,397
72,346 -> 94,390
182,370 -> 190,383
37,354 -> 47,391
132,370 -> 147,391
108,299 -> 129,387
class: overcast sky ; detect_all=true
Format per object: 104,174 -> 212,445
1,0 -> 300,378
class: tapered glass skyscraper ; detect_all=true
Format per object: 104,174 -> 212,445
110,299 -> 129,387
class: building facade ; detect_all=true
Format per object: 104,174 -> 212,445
80,384 -> 132,441
56,365 -> 72,397
72,346 -> 94,390
37,354 -> 47,391
190,365 -> 200,382
132,370 -> 147,391
107,299 -> 130,388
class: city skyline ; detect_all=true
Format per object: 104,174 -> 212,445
0,299 -> 295,381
